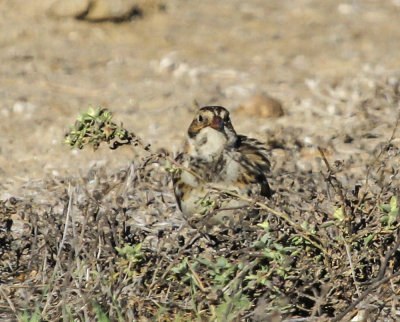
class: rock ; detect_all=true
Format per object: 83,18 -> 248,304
223,85 -> 253,98
48,0 -> 90,18
84,0 -> 141,21
158,55 -> 177,73
172,63 -> 190,78
236,93 -> 284,118
12,101 -> 37,114
157,53 -> 196,80
337,3 -> 354,15
48,0 -> 163,21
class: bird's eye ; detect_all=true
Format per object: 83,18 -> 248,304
198,115 -> 203,122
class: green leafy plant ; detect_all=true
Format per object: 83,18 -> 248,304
380,196 -> 399,229
333,206 -> 345,222
196,257 -> 239,287
252,232 -> 299,281
171,257 -> 201,288
116,243 -> 144,263
20,307 -> 41,322
64,107 -> 136,150
115,244 -> 145,277
213,292 -> 251,321
164,159 -> 178,174
196,197 -> 216,215
92,302 -> 110,322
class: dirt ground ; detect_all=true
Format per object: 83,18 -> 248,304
1,0 -> 399,194
1,0 -> 400,320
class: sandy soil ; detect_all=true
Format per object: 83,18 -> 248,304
1,0 -> 400,190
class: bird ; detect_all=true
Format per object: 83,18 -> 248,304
173,106 -> 272,229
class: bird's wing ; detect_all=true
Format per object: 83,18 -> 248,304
235,135 -> 272,197
172,153 -> 203,212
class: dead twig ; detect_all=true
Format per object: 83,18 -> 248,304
160,233 -> 201,280
318,147 -> 353,234
0,286 -> 17,317
41,184 -> 73,317
188,262 -> 206,292
170,160 -> 328,255
212,188 -> 329,256
332,270 -> 400,322
360,228 -> 400,286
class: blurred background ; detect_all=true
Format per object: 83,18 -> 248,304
1,0 -> 400,193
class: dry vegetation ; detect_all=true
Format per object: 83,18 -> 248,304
1,73 -> 400,321
2,0 -> 400,321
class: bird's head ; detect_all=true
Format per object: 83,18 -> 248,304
188,106 -> 237,141
186,106 -> 238,159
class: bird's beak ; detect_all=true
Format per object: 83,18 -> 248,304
210,116 -> 224,130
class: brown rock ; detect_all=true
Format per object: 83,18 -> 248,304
237,94 -> 284,118
48,0 -> 163,21
48,0 -> 90,18
84,0 -> 141,21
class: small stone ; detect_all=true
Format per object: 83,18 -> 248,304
9,197 -> 18,205
296,160 -> 313,172
48,0 -> 163,21
188,68 -> 203,82
327,104 -> 337,115
158,53 -> 178,73
337,3 -> 354,15
173,63 -> 190,78
48,0 -> 90,18
343,134 -> 354,144
12,101 -> 36,114
236,93 -> 284,118
12,102 -> 25,114
1,108 -> 10,117
303,136 -> 313,146
84,0 -> 138,21
223,85 -> 252,98
388,76 -> 399,87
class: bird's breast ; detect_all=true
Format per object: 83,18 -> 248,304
221,153 -> 241,183
187,127 -> 227,162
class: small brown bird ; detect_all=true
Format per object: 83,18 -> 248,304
173,106 -> 272,227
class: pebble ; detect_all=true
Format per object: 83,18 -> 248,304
236,93 -> 284,118
337,3 -> 354,15
327,104 -> 337,115
48,0 -> 162,21
296,160 -> 313,172
157,53 -> 203,82
12,101 -> 36,114
85,0 -> 136,21
172,63 -> 190,78
303,136 -> 314,146
223,85 -> 253,98
158,52 -> 179,73
48,0 -> 90,18
159,57 -> 176,72
1,108 -> 10,117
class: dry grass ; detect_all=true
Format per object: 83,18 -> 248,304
1,72 -> 400,321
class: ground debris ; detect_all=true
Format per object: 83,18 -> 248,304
1,74 -> 400,320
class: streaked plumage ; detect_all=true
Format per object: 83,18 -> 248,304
173,106 -> 272,227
